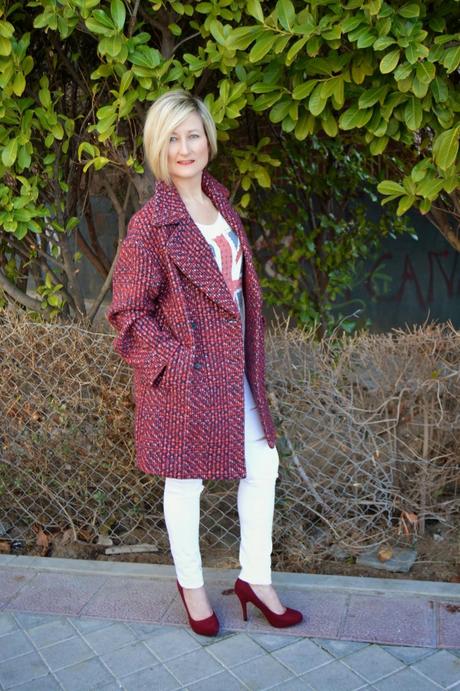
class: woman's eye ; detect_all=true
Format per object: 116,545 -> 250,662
170,136 -> 177,142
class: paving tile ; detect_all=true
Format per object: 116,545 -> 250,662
373,667 -> 442,690
207,632 -> 265,666
95,683 -> 125,691
54,656 -> 115,691
272,637 -> 334,674
246,589 -> 347,640
7,673 -> 63,690
162,582 -> 245,632
13,612 -> 60,630
122,663 -> 179,691
126,621 -> 164,639
68,615 -> 115,634
38,635 -> 94,671
0,613 -> 19,636
381,644 -> 437,665
300,659 -> 368,691
232,653 -> 294,689
270,679 -> 315,690
341,645 -> 404,683
165,648 -> 224,685
79,576 -> 176,622
0,629 -> 34,662
144,627 -> 200,661
188,627 -> 236,646
0,650 -> 49,689
314,638 -> 369,658
250,632 -> 302,652
438,602 -> 460,649
0,568 -> 37,601
100,640 -> 158,678
342,594 -> 436,647
413,649 -> 460,687
82,622 -> 137,655
187,670 -> 247,690
4,572 -> 106,616
27,618 -> 77,648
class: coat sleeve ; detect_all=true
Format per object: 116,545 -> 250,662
106,235 -> 180,387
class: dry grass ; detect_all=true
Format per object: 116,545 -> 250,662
1,308 -> 459,570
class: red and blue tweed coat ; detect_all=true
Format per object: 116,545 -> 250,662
106,169 -> 277,479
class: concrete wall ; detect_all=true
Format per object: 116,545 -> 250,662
80,196 -> 460,332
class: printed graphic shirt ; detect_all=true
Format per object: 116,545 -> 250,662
195,212 -> 245,335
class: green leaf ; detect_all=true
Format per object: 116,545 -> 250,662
369,136 -> 389,154
377,180 -> 405,196
85,16 -> 112,35
247,0 -> 264,22
380,49 -> 400,74
0,36 -> 11,56
404,96 -> 422,130
292,80 -> 317,100
276,0 -> 295,31
308,83 -> 327,116
358,85 -> 388,108
286,36 -> 308,65
294,112 -> 314,140
339,105 -> 373,129
269,99 -> 292,123
431,77 -> 448,103
395,195 -> 415,215
399,3 -> 420,18
13,72 -> 26,96
432,127 -> 460,171
416,61 -> 435,84
373,36 -> 395,51
442,46 -> 460,74
226,26 -> 261,51
321,110 -> 338,136
411,76 -> 429,98
111,0 -> 125,30
249,32 -> 276,62
2,138 -> 18,167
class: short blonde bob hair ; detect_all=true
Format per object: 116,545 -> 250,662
143,90 -> 218,184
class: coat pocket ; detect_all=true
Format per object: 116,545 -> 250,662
157,344 -> 193,394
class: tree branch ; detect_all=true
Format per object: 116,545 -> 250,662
0,268 -> 48,312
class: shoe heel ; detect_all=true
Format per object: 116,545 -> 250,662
236,593 -> 248,621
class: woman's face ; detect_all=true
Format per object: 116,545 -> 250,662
167,112 -> 209,183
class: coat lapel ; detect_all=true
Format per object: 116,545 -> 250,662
155,170 -> 262,318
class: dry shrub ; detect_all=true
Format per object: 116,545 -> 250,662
0,308 -> 459,570
266,316 -> 460,569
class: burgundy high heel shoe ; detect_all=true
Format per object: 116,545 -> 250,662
234,578 -> 303,628
176,581 -> 219,637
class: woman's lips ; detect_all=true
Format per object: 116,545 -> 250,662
177,160 -> 195,165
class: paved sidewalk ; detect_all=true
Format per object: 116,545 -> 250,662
0,555 -> 459,690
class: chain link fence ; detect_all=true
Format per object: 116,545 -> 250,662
1,308 -> 459,571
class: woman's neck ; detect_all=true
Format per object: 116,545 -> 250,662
172,172 -> 207,205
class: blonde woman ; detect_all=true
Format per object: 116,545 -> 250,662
107,90 -> 303,636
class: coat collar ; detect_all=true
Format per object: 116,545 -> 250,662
150,169 -> 230,226
149,169 -> 262,318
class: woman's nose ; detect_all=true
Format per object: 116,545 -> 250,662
178,138 -> 190,155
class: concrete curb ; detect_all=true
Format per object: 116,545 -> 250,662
1,554 -> 459,601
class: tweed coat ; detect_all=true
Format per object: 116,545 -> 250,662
106,169 -> 277,479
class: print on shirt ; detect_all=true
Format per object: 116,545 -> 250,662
196,215 -> 245,329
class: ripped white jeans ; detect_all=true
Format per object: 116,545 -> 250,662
163,373 -> 279,587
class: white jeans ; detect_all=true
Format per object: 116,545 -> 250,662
163,373 -> 279,588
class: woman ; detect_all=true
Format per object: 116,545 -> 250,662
107,90 -> 303,636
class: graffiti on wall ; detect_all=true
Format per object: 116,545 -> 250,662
365,250 -> 460,309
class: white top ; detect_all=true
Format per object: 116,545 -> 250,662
195,212 -> 245,333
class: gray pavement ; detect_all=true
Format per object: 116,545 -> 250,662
0,555 -> 459,690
